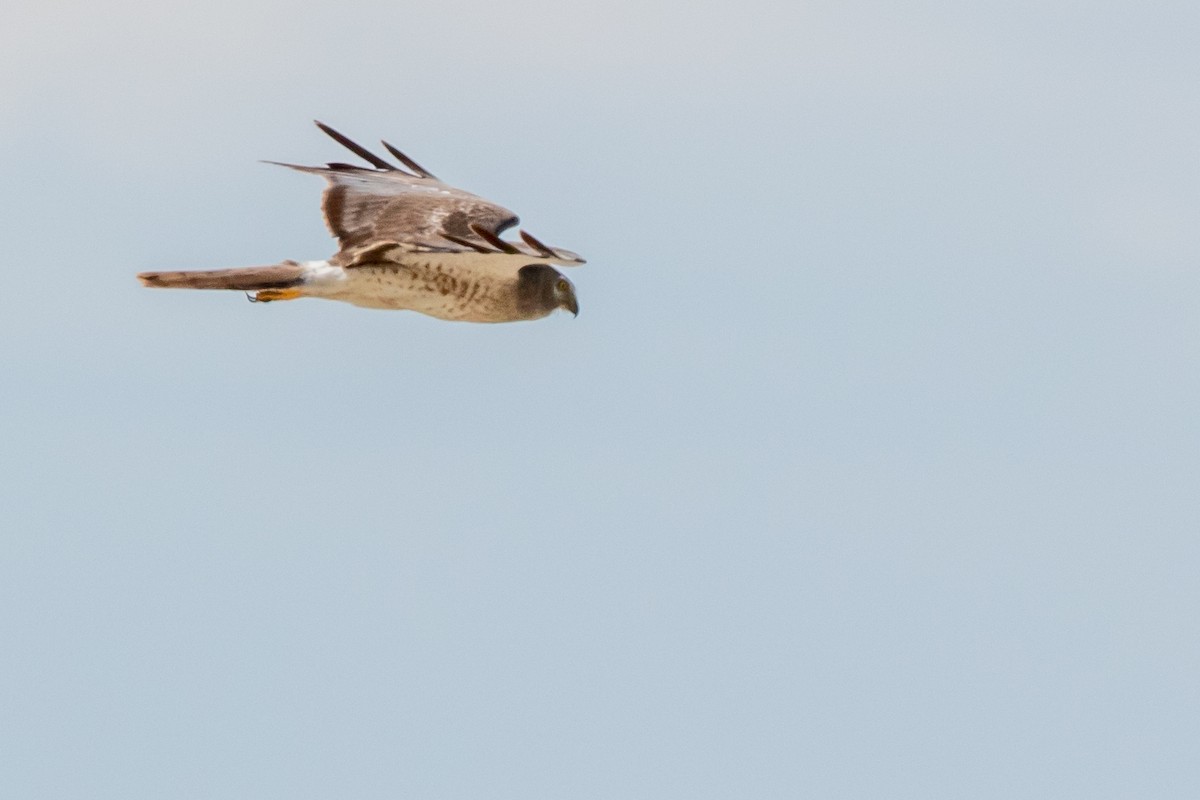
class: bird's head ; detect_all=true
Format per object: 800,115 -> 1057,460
518,265 -> 579,319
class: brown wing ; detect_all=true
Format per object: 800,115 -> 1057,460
268,122 -> 582,268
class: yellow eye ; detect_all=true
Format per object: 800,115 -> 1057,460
556,279 -> 570,293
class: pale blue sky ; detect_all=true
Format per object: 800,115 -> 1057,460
2,1 -> 1198,797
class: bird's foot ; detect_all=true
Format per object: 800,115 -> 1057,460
248,288 -> 302,303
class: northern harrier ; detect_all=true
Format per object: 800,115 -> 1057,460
138,122 -> 583,322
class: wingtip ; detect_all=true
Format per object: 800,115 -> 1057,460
469,223 -> 522,254
314,121 -> 398,171
260,159 -> 323,175
519,229 -> 587,265
313,120 -> 337,140
381,140 -> 435,179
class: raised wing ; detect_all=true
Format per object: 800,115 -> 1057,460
269,122 -> 584,268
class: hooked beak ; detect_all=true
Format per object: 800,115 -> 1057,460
564,294 -> 579,317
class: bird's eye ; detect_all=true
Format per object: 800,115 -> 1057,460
556,279 -> 569,293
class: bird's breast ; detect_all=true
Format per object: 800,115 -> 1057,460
331,261 -> 517,322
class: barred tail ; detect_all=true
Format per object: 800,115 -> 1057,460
137,261 -> 306,291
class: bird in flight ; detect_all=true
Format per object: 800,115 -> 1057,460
138,122 -> 584,323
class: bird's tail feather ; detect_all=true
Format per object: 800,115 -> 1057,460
137,262 -> 306,291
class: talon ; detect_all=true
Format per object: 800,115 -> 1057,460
251,288 -> 302,303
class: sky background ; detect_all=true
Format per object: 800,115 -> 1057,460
2,1 -> 1198,797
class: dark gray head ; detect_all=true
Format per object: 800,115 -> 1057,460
517,265 -> 579,319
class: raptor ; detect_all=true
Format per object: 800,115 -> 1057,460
138,122 -> 584,322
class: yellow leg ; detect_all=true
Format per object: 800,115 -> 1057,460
251,288 -> 303,303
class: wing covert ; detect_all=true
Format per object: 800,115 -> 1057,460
267,122 -> 582,267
